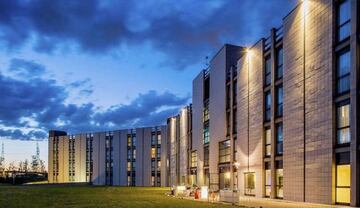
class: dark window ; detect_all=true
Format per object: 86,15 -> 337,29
204,146 -> 209,167
264,128 -> 271,157
233,80 -> 237,105
337,50 -> 351,95
265,56 -> 272,86
276,86 -> 283,117
219,166 -> 231,190
336,0 -> 351,42
276,47 -> 283,79
219,140 -> 231,163
337,101 -> 350,145
203,123 -> 210,144
233,109 -> 237,134
265,91 -> 271,122
276,123 -> 283,155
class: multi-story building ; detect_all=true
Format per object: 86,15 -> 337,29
48,0 -> 360,206
168,0 -> 359,207
48,126 -> 168,187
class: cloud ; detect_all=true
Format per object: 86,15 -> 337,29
0,59 -> 189,140
8,58 -> 46,78
0,0 -> 297,69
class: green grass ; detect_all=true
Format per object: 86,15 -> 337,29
0,185 -> 239,208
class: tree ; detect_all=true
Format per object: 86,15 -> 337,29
7,162 -> 16,171
18,161 -> 24,171
40,160 -> 46,173
23,159 -> 29,172
31,155 -> 39,172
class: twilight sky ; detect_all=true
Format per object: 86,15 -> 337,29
0,0 -> 298,167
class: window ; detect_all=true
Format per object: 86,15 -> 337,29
127,162 -> 131,171
132,149 -> 136,159
336,152 -> 350,204
127,136 -> 132,147
276,161 -> 283,198
157,134 -> 161,145
204,101 -> 210,122
265,128 -> 271,157
204,146 -> 209,167
233,109 -> 237,134
265,91 -> 272,122
244,172 -> 256,196
265,162 -> 271,197
276,47 -> 283,79
132,136 -> 136,147
203,123 -> 210,144
337,102 -> 350,144
264,56 -> 271,86
151,176 -> 155,186
233,80 -> 238,105
337,50 -> 351,94
276,86 -> 283,117
151,134 -> 156,146
157,147 -> 161,159
219,166 -> 231,190
151,148 -> 156,159
337,0 -> 351,42
276,124 -> 283,155
157,161 -> 161,171
151,160 -> 155,172
219,140 -> 231,163
191,151 -> 197,168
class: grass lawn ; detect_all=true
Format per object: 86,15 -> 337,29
0,184 -> 240,208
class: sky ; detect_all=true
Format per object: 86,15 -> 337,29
0,0 -> 298,169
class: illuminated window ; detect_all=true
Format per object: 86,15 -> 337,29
336,0 -> 351,42
337,50 -> 350,94
132,149 -> 136,159
244,172 -> 256,196
157,134 -> 161,145
336,152 -> 350,204
276,47 -> 283,79
337,102 -> 350,144
191,151 -> 197,168
219,140 -> 231,163
219,166 -> 231,190
265,162 -> 271,197
264,56 -> 271,86
157,161 -> 161,171
151,148 -> 156,159
151,176 -> 155,186
127,136 -> 132,147
151,160 -> 155,172
265,128 -> 271,157
276,161 -> 283,198
203,102 -> 209,122
127,162 -> 131,171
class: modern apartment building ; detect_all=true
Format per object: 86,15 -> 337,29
168,0 -> 359,206
48,126 -> 168,187
48,0 -> 360,206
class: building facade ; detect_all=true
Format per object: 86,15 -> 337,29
48,0 -> 360,206
169,0 -> 360,206
48,126 -> 169,187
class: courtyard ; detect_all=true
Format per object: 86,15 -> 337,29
0,184 -> 238,208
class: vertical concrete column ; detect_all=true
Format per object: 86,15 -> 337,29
350,0 -> 360,206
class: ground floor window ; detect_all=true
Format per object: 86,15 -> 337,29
336,152 -> 350,204
234,170 -> 238,191
265,162 -> 271,197
244,172 -> 256,196
189,169 -> 197,186
219,166 -> 231,190
276,160 -> 283,198
204,168 -> 209,187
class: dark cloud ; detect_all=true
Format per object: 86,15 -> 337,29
0,59 -> 189,140
8,58 -> 46,78
0,0 -> 297,69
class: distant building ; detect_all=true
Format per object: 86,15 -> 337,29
48,127 -> 168,187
